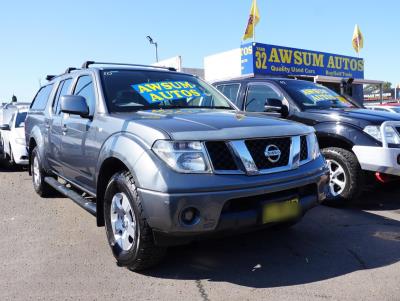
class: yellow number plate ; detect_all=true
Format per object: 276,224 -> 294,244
262,198 -> 300,224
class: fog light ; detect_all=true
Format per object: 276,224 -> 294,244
180,207 -> 200,225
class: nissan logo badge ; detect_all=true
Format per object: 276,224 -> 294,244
264,145 -> 281,163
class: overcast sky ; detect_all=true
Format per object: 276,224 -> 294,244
0,0 -> 399,102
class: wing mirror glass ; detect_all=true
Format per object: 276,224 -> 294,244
60,95 -> 90,118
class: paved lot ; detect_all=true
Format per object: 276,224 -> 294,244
0,166 -> 400,301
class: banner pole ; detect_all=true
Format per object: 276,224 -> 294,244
253,0 -> 256,42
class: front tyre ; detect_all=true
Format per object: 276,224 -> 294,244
104,171 -> 166,271
322,147 -> 363,205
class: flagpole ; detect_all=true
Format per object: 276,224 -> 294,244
253,0 -> 256,42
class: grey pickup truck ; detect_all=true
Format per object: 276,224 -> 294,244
25,62 -> 329,271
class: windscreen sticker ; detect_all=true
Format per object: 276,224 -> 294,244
300,88 -> 341,102
131,81 -> 204,104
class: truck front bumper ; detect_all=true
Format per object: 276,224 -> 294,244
353,145 -> 400,176
11,143 -> 29,165
137,158 -> 329,246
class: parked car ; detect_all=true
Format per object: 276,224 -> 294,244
213,78 -> 400,203
0,102 -> 30,161
367,104 -> 400,114
0,108 -> 29,165
25,62 -> 329,270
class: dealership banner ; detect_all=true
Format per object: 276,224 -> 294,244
241,42 -> 364,79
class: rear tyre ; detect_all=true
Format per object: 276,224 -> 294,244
9,145 -> 15,165
322,147 -> 363,205
104,171 -> 166,271
31,147 -> 54,197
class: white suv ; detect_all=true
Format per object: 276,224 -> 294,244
0,109 -> 28,165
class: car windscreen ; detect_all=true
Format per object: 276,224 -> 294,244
391,107 -> 400,113
277,80 -> 355,110
100,70 -> 233,112
15,112 -> 27,127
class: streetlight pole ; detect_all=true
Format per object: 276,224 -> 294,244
146,36 -> 159,62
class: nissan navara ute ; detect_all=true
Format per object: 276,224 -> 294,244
214,78 -> 400,204
25,62 -> 329,270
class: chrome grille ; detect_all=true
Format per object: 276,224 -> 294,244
205,134 -> 311,175
245,138 -> 291,169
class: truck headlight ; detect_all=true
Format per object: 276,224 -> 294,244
309,133 -> 321,160
15,138 -> 26,145
364,125 -> 400,145
152,140 -> 211,173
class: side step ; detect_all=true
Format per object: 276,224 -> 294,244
44,177 -> 97,216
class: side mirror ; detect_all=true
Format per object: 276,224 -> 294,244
60,95 -> 90,117
264,98 -> 289,118
264,98 -> 283,112
0,124 -> 10,131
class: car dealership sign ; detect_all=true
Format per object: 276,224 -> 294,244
241,42 -> 364,79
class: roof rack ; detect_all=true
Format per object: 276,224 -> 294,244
65,67 -> 79,74
45,67 -> 80,82
81,61 -> 177,72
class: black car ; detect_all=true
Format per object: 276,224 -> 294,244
214,78 -> 400,203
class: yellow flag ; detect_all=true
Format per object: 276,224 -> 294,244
352,24 -> 364,53
243,0 -> 260,41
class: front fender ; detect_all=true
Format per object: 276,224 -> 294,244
314,122 -> 379,147
95,132 -> 148,187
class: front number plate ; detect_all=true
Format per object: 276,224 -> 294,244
262,198 -> 300,224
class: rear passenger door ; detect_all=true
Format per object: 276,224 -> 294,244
60,75 -> 97,190
47,78 -> 73,173
27,84 -> 54,167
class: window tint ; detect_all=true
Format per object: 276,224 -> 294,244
245,84 -> 283,112
74,76 -> 95,114
216,84 -> 240,102
53,79 -> 72,114
31,85 -> 54,111
15,112 -> 27,127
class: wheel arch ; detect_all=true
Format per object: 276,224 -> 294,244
317,134 -> 354,151
28,137 -> 38,175
96,157 -> 131,227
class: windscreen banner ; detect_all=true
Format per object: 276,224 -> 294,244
241,42 -> 364,79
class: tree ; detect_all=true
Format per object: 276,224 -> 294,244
382,82 -> 392,92
11,95 -> 17,103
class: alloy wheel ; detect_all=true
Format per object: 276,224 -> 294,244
110,192 -> 137,251
327,159 -> 347,197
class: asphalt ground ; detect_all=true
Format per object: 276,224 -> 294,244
0,165 -> 399,301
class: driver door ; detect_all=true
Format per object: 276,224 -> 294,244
60,75 -> 97,190
244,83 -> 286,116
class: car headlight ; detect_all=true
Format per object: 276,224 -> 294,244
364,125 -> 400,144
15,138 -> 26,145
309,133 -> 321,160
152,140 -> 211,173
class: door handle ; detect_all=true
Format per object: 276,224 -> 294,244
62,125 -> 68,134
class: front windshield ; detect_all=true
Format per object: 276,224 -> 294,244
100,70 -> 233,112
277,80 -> 355,110
15,112 -> 27,127
391,107 -> 400,113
